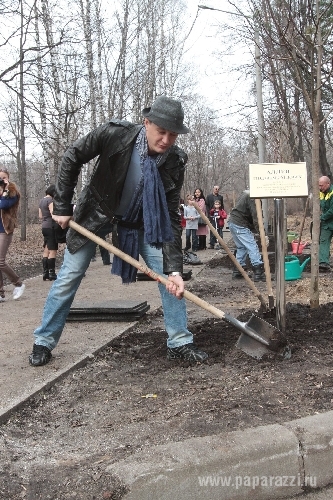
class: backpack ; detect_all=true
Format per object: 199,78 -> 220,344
183,250 -> 203,265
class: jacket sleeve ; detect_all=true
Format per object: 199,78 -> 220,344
320,191 -> 333,221
248,197 -> 260,233
0,194 -> 18,209
162,148 -> 187,274
53,123 -> 110,216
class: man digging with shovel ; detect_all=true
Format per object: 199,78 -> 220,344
228,190 -> 269,282
29,96 -> 208,366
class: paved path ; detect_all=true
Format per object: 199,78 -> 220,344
0,248 -> 211,423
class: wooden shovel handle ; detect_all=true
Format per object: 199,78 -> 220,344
192,202 -> 267,311
69,220 -> 226,320
255,198 -> 273,296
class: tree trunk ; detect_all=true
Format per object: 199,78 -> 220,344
34,2 -> 50,188
19,0 -> 27,241
41,0 -> 65,177
309,0 -> 322,309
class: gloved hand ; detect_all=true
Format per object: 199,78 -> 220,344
265,235 -> 269,247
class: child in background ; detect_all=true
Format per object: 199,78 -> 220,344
184,195 -> 199,252
210,200 -> 227,248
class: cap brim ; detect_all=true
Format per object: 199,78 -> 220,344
142,107 -> 151,117
142,109 -> 190,134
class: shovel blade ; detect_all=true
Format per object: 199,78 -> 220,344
236,315 -> 289,360
236,333 -> 274,360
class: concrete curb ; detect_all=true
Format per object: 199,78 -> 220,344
106,411 -> 333,499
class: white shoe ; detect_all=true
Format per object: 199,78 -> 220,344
13,283 -> 25,300
0,295 -> 5,303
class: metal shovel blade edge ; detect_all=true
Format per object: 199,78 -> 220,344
236,333 -> 291,360
225,313 -> 289,360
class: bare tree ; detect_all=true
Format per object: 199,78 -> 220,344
33,1 -> 50,187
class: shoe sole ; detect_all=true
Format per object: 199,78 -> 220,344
167,353 -> 209,362
29,353 -> 52,366
29,351 -> 52,366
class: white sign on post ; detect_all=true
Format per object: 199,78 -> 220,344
249,162 -> 308,198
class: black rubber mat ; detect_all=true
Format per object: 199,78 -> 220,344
67,300 -> 150,322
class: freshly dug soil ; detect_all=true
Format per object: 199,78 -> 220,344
1,244 -> 333,499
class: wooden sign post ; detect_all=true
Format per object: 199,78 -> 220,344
248,162 -> 309,333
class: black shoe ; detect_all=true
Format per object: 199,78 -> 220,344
208,245 -> 215,249
167,343 -> 208,362
29,344 -> 52,366
319,262 -> 331,272
253,264 -> 266,282
42,257 -> 49,281
48,270 -> 57,280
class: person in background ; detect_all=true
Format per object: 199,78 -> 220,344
90,231 -> 112,265
29,96 -> 208,366
39,184 -> 58,280
209,199 -> 227,248
193,188 -> 208,250
228,189 -> 266,282
319,175 -> 333,272
206,185 -> 224,249
179,202 -> 186,231
184,194 -> 199,252
0,166 -> 25,301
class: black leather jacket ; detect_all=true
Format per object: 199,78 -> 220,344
52,119 -> 187,274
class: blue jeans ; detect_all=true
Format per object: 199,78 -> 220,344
185,229 -> 198,251
33,229 -> 193,350
228,222 -> 262,267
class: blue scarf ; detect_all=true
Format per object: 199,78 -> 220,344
111,127 -> 174,283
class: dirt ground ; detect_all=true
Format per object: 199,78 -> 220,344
1,221 -> 333,499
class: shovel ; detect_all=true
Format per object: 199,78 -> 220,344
69,220 -> 289,360
191,202 -> 268,313
255,198 -> 275,311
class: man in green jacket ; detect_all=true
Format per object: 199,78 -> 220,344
319,176 -> 333,272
